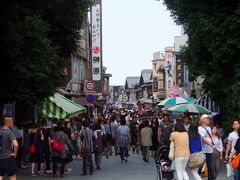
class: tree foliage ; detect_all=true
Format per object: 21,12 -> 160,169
0,0 -> 92,117
163,0 -> 240,118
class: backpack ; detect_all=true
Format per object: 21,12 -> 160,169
51,133 -> 64,153
52,139 -> 64,153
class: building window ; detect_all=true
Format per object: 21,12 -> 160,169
154,63 -> 157,70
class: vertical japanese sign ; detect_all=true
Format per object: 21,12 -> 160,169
165,51 -> 173,90
153,78 -> 158,92
176,58 -> 184,87
91,4 -> 101,81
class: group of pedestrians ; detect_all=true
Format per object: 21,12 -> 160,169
2,109 -> 240,180
168,114 -> 225,180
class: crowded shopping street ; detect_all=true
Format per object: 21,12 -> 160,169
1,0 -> 240,180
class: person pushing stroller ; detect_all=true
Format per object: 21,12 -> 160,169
158,114 -> 174,147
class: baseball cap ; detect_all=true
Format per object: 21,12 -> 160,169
200,114 -> 210,120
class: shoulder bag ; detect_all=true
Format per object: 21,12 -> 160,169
168,133 -> 175,160
29,133 -> 37,154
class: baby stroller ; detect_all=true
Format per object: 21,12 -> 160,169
155,145 -> 174,180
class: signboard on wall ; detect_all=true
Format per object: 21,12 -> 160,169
176,58 -> 184,87
165,51 -> 173,90
153,78 -> 158,92
91,4 -> 102,81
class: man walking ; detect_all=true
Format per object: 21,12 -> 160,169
79,120 -> 94,176
140,120 -> 152,162
0,116 -> 19,180
198,114 -> 216,180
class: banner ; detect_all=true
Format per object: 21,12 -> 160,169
91,4 -> 102,81
153,78 -> 158,92
176,58 -> 184,87
165,51 -> 173,90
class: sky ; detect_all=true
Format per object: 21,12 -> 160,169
102,0 -> 181,85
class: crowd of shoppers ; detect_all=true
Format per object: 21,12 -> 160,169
1,108 -> 240,180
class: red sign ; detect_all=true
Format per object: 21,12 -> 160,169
93,46 -> 100,54
85,81 -> 95,91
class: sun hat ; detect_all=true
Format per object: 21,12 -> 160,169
200,114 -> 210,120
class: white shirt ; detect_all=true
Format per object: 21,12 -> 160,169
184,124 -> 190,132
198,126 -> 213,153
213,136 -> 223,152
228,131 -> 239,152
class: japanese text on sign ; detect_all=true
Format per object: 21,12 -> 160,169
165,51 -> 173,90
176,59 -> 184,87
91,5 -> 101,81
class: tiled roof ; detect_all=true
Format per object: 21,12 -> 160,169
125,77 -> 140,89
141,69 -> 152,83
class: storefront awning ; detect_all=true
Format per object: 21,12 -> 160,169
42,93 -> 86,119
195,94 -> 220,113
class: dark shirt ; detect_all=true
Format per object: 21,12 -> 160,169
139,123 -> 144,132
130,121 -> 138,137
159,121 -> 173,143
42,128 -> 51,152
0,128 -> 16,159
89,124 -> 96,132
29,131 -> 43,153
234,138 -> 240,155
65,128 -> 72,139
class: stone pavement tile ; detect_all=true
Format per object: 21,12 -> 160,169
17,152 -> 232,180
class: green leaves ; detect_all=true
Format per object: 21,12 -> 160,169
0,0 -> 92,118
163,0 -> 240,120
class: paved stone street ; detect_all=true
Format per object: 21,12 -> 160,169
17,152 -> 232,180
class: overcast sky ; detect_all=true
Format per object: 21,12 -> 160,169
102,0 -> 180,85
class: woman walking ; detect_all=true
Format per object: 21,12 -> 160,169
188,123 -> 204,180
170,122 -> 190,180
116,116 -> 131,162
51,125 -> 73,177
150,117 -> 160,156
64,121 -> 73,174
211,126 -> 223,179
93,124 -> 105,169
140,120 -> 152,162
29,124 -> 45,176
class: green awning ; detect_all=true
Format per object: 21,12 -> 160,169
42,93 -> 86,119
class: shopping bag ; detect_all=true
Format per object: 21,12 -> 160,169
168,141 -> 174,160
200,163 -> 208,178
226,164 -> 234,177
171,160 -> 176,170
231,154 -> 240,169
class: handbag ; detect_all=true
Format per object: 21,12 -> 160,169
52,139 -> 64,152
231,153 -> 240,169
188,152 -> 206,168
168,141 -> 174,160
28,133 -> 37,154
201,163 -> 208,178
